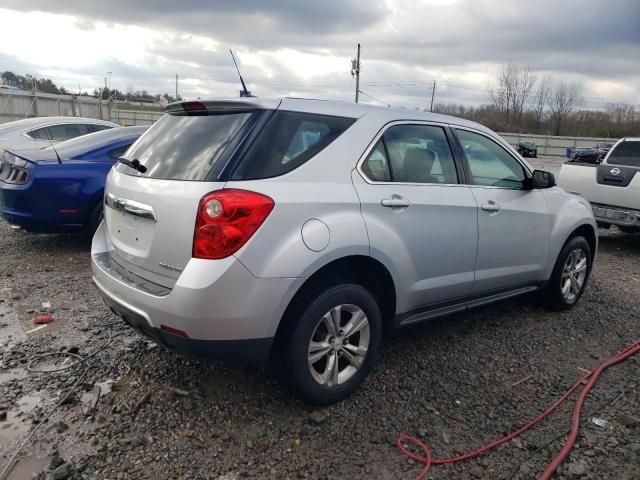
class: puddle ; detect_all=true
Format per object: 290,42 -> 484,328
0,304 -> 26,348
4,454 -> 48,480
0,368 -> 27,384
0,392 -> 46,447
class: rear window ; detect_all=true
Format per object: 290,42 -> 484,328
607,141 -> 640,167
231,111 -> 355,180
117,112 -> 253,180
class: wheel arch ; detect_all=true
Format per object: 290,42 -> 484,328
271,255 -> 397,360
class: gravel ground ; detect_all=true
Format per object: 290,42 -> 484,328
1,163 -> 639,479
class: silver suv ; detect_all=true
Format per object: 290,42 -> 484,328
92,98 -> 597,404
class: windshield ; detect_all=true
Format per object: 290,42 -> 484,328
118,112 -> 253,180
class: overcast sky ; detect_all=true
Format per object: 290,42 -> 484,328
0,0 -> 638,109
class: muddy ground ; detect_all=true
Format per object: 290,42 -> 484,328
0,156 -> 639,479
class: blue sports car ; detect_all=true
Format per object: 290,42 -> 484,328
0,126 -> 147,233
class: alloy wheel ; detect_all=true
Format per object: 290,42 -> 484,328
561,248 -> 588,303
307,304 -> 370,387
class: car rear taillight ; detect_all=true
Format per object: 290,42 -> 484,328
193,189 -> 274,259
0,151 -> 30,185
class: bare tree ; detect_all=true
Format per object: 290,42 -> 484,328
533,73 -> 553,131
488,62 -> 536,128
549,80 -> 583,135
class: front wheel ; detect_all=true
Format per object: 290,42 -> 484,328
282,283 -> 382,405
544,236 -> 592,311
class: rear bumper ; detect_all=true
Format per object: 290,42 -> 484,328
97,284 -> 273,363
91,222 -> 298,363
591,203 -> 640,227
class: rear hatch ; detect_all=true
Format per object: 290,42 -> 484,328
103,100 -> 278,288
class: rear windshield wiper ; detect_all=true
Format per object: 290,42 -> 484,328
117,157 -> 147,173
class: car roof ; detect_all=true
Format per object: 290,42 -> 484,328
166,97 -> 497,136
0,116 -> 118,133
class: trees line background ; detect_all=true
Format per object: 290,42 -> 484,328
434,63 -> 638,138
2,66 -> 638,138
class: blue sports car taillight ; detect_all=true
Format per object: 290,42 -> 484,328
0,150 -> 30,185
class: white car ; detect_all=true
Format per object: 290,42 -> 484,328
0,116 -> 118,150
558,138 -> 640,232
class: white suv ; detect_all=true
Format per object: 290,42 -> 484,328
92,98 -> 597,404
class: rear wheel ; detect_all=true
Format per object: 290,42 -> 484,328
281,283 -> 382,405
544,236 -> 592,310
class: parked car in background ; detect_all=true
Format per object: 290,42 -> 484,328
570,147 -> 600,164
517,141 -> 537,158
595,142 -> 614,160
0,116 -> 118,151
559,137 -> 640,233
91,98 -> 597,404
0,126 -> 146,233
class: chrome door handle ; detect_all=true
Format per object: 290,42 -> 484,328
481,203 -> 500,212
381,195 -> 410,209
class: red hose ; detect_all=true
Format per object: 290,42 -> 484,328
397,340 -> 640,480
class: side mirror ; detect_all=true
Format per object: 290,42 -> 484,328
525,170 -> 556,189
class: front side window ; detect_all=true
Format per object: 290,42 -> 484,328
456,129 -> 526,189
361,124 -> 458,184
607,141 -> 640,167
232,111 -> 355,180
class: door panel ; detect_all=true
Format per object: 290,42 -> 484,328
470,187 -> 550,292
453,127 -> 551,293
353,173 -> 478,312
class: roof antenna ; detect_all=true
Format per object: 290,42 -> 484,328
44,129 -> 62,164
229,49 -> 253,98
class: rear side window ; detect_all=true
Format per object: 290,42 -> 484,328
361,124 -> 458,184
47,123 -> 92,141
117,112 -> 252,180
89,124 -> 113,133
607,141 -> 640,167
232,111 -> 355,180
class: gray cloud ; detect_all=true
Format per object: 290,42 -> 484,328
0,0 -> 638,106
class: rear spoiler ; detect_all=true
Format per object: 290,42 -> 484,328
164,99 -> 281,114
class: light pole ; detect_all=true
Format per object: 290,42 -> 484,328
107,72 -> 112,92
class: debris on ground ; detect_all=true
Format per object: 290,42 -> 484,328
33,313 -> 53,324
591,417 -> 609,428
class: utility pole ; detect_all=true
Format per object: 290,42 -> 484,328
430,80 -> 436,112
175,74 -> 178,100
351,43 -> 361,103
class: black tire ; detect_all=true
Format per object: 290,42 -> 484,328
281,283 -> 382,405
544,236 -> 592,311
84,202 -> 104,236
